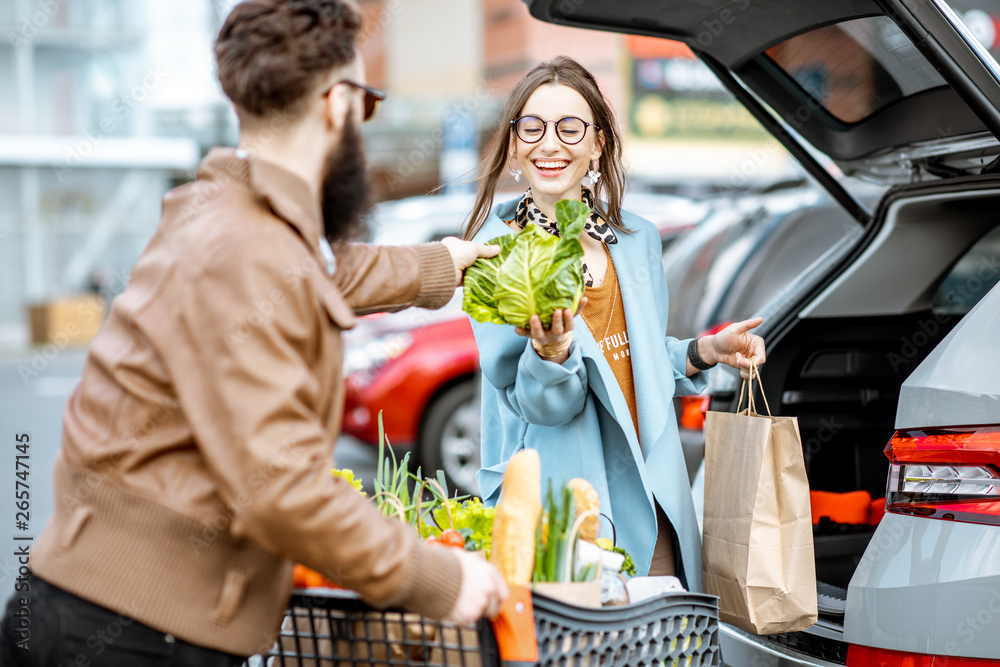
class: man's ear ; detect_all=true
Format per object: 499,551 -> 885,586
323,83 -> 352,133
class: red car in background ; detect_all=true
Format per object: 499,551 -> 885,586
341,192 -> 711,495
342,295 -> 482,493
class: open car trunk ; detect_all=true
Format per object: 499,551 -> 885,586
708,177 -> 1000,632
522,0 -> 1000,658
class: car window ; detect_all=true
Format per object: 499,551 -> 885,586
932,225 -> 1000,313
765,16 -> 946,123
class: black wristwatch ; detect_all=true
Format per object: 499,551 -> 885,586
688,337 -> 717,371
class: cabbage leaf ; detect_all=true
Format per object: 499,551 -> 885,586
463,199 -> 589,328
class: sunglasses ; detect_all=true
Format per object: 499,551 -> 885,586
510,115 -> 599,145
323,80 -> 386,122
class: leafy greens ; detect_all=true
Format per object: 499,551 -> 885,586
463,199 -> 589,328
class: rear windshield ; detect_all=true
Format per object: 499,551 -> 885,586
765,16 -> 947,123
933,225 -> 1000,313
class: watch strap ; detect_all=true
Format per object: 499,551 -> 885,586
688,337 -> 716,371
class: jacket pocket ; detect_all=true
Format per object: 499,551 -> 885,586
58,505 -> 92,552
312,275 -> 355,330
212,570 -> 247,625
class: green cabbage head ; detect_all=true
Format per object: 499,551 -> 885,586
463,199 -> 589,328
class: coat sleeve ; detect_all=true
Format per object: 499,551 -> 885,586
163,236 -> 460,620
471,319 -> 589,427
333,242 -> 457,314
666,336 -> 709,396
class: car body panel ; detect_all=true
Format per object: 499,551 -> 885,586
846,513 -> 1000,659
703,203 -> 862,331
896,280 -> 1000,430
720,624 -> 846,667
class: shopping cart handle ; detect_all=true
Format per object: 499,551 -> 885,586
490,584 -> 539,662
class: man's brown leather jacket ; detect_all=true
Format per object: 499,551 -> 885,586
30,148 -> 463,656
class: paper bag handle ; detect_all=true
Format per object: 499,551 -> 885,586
562,509 -> 600,582
737,360 -> 772,417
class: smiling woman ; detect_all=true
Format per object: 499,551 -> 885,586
462,56 -> 766,588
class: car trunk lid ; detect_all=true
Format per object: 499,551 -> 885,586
524,0 -> 1000,223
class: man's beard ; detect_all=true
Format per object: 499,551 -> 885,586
321,115 -> 372,244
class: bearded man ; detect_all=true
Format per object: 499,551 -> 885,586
0,1 -> 505,664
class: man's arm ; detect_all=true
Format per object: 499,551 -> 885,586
333,238 -> 499,315
333,242 -> 455,315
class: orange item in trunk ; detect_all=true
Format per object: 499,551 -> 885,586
809,490 -> 871,525
867,497 -> 886,525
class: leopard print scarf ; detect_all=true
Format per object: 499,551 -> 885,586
512,187 -> 617,287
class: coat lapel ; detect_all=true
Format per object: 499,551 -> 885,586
609,224 -> 676,457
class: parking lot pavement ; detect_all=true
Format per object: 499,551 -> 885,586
0,346 -> 384,603
0,347 -> 86,602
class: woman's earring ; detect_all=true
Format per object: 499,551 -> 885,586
508,157 -> 522,183
587,161 -> 601,186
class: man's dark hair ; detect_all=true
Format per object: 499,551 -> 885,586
215,0 -> 362,117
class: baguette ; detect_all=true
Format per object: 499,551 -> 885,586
489,449 -> 542,585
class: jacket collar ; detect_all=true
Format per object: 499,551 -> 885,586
198,147 -> 324,255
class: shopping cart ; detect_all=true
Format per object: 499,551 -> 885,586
241,587 -> 721,667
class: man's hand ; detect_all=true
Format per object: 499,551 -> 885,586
440,237 -> 501,286
446,549 -> 509,625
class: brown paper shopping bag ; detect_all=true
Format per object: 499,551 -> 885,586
702,363 -> 817,635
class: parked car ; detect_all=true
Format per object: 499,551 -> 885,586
526,0 -> 1000,663
662,183 -> 827,340
669,191 -> 873,481
341,191 -> 710,495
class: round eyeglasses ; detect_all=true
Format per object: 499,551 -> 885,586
510,115 -> 599,145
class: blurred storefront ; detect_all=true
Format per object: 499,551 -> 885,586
361,0 -> 797,200
624,35 -> 795,194
3,0 -> 999,347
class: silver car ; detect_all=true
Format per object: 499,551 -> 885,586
527,0 -> 1000,663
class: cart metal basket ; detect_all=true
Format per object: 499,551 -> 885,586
242,588 -> 720,667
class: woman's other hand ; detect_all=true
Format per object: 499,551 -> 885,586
705,316 -> 766,379
515,297 -> 588,364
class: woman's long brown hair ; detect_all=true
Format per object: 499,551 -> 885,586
463,56 -> 628,240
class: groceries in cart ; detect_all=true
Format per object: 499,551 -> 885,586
292,433 -> 641,608
271,442 -> 723,667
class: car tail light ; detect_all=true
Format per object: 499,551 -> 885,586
679,395 -> 709,430
701,321 -> 733,337
884,426 -> 1000,526
848,644 -> 1000,666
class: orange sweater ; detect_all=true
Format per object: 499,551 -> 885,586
581,256 -> 639,438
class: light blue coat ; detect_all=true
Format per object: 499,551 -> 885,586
471,197 -> 708,590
